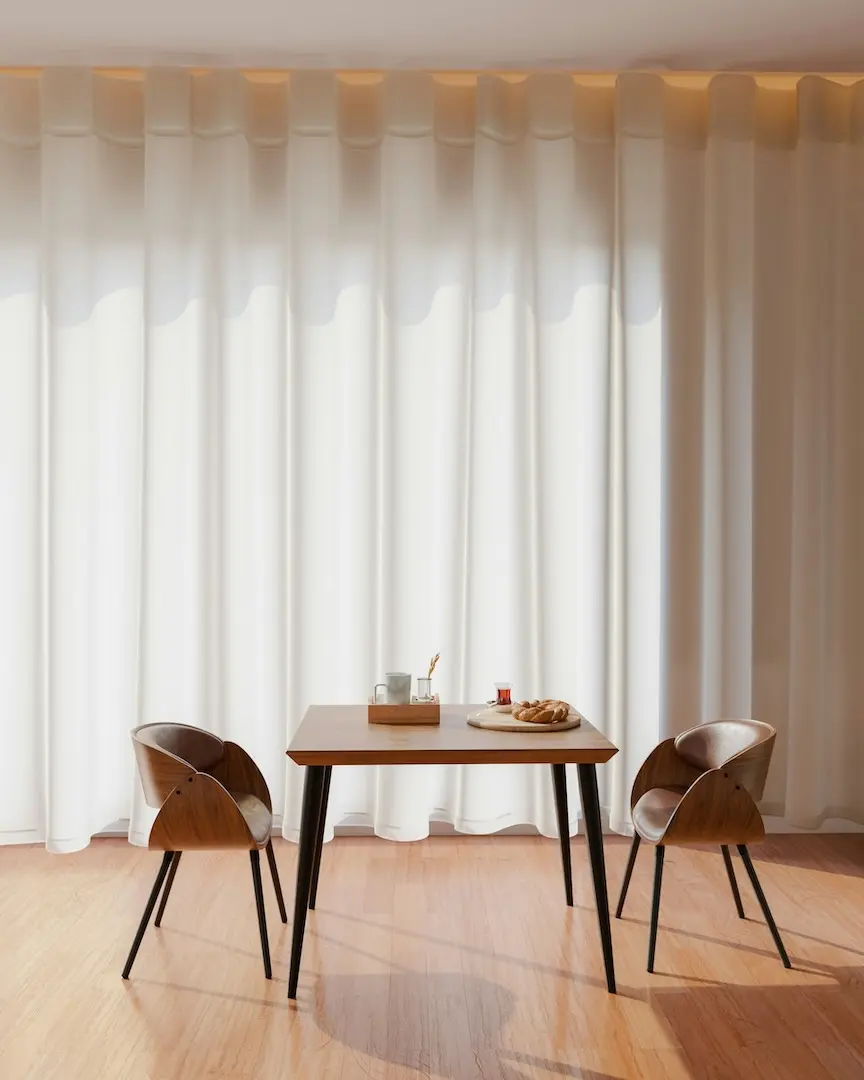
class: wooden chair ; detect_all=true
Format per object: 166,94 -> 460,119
615,718 -> 791,973
122,723 -> 287,980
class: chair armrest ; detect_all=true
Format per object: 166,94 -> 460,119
662,768 -> 766,846
210,742 -> 272,813
149,773 -> 257,851
631,738 -> 703,811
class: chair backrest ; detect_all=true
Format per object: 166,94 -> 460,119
674,719 -> 776,801
132,723 -> 224,808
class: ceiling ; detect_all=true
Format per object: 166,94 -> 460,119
1,0 -> 863,72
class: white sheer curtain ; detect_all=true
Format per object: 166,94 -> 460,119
0,70 -> 862,853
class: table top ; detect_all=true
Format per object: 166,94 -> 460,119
287,704 -> 619,766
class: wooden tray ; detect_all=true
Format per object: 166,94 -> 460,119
368,697 -> 441,725
467,707 -> 583,732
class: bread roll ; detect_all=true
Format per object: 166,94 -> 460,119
512,699 -> 571,724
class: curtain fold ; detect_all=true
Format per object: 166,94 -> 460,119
0,70 -> 862,852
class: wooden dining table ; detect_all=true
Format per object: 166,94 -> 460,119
285,703 -> 620,998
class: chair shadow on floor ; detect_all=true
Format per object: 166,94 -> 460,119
648,964 -> 864,1080
615,909 -> 864,967
746,834 -> 864,877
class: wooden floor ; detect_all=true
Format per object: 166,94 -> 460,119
1,835 -> 863,1080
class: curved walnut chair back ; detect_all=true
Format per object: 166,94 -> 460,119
133,723 -> 224,808
131,723 -> 273,852
674,719 -> 776,801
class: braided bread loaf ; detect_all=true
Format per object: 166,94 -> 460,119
512,699 -> 571,724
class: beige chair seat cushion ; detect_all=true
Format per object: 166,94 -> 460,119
633,786 -> 687,843
231,792 -> 272,846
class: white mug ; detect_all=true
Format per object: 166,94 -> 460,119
374,672 -> 412,705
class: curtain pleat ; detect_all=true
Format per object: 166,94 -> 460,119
1,70 -> 863,851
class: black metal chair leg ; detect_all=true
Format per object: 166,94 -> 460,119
721,844 -> 745,919
309,764 -> 333,911
737,845 -> 792,969
647,844 -> 665,973
577,763 -> 616,993
288,765 -> 326,998
122,851 -> 175,979
250,849 -> 272,979
550,763 -> 574,907
615,834 -> 641,918
154,851 -> 182,928
265,839 -> 288,924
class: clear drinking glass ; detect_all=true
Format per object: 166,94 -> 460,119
495,682 -> 512,706
416,677 -> 433,701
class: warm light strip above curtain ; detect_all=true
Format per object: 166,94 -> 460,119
1,68 -> 864,88
3,68 -> 864,148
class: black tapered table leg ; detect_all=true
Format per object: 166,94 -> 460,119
250,849 -> 272,978
288,765 -> 327,998
647,844 -> 665,973
737,845 -> 792,969
721,844 -> 745,919
615,834 -> 641,919
265,839 -> 288,924
154,851 -> 182,928
576,763 -> 616,993
122,850 -> 174,979
309,764 -> 333,910
550,763 -> 574,907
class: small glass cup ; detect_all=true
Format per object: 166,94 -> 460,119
495,682 -> 512,706
416,677 -> 433,702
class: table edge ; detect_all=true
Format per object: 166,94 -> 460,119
286,747 -> 619,766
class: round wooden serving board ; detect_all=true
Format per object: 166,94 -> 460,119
467,708 -> 583,733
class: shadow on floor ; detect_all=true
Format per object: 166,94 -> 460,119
747,835 -> 864,877
305,965 -> 864,1080
307,971 -> 626,1080
650,964 -> 864,1080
